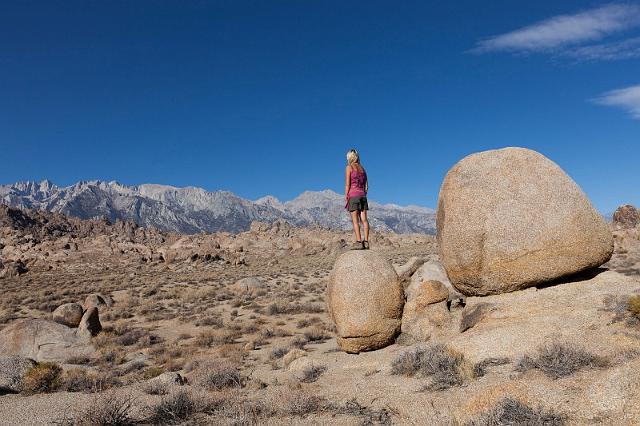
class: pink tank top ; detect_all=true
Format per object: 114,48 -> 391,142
348,166 -> 367,198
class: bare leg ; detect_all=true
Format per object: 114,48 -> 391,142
350,210 -> 362,242
360,209 -> 370,242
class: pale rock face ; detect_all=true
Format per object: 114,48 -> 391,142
283,349 -> 307,368
77,307 -> 102,338
327,251 -> 404,353
83,294 -> 113,311
394,256 -> 427,282
0,319 -> 95,363
437,147 -> 614,296
401,280 -> 451,342
405,260 -> 450,300
287,357 -> 315,380
0,356 -> 37,393
233,277 -> 265,295
52,303 -> 84,328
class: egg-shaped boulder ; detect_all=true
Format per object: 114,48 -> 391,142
437,147 -> 613,296
327,251 -> 404,353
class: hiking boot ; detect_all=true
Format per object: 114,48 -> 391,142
351,241 -> 364,250
363,240 -> 370,250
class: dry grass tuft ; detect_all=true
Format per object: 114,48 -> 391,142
628,295 -> 640,318
193,362 -> 244,391
147,389 -> 197,424
300,364 -> 327,383
280,389 -> 329,416
63,392 -> 137,426
269,345 -> 291,360
516,342 -> 608,379
334,398 -> 393,425
391,344 -> 474,391
58,369 -> 115,393
465,397 -> 565,426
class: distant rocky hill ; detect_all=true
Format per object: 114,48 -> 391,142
0,180 -> 436,234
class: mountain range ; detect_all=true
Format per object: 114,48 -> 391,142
0,180 -> 436,234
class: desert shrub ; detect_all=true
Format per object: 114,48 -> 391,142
69,393 -> 137,426
334,399 -> 393,425
300,364 -> 327,383
216,396 -> 277,423
473,357 -> 511,378
147,390 -> 196,424
390,344 -> 473,391
269,346 -> 290,360
195,316 -> 224,328
97,347 -> 126,366
58,369 -> 111,393
217,344 -> 245,363
140,366 -> 164,380
297,303 -> 325,314
115,329 -> 161,348
281,390 -> 329,416
466,397 -> 565,426
143,380 -> 169,396
194,363 -> 244,391
243,323 -> 258,334
65,355 -> 92,365
21,362 -> 62,394
303,327 -> 329,343
628,295 -> 640,318
290,336 -> 307,349
259,328 -> 275,339
195,330 -> 239,348
516,342 -> 607,379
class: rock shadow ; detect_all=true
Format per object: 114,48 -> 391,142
535,267 -> 608,290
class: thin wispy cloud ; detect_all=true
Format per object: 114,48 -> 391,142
594,84 -> 640,119
472,3 -> 640,54
562,36 -> 640,61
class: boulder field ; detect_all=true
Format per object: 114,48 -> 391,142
327,147 -> 616,353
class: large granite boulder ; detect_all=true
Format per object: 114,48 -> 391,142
83,293 -> 113,311
437,147 -> 613,296
327,251 -> 404,353
77,307 -> 102,338
52,303 -> 84,328
0,319 -> 95,363
233,277 -> 266,295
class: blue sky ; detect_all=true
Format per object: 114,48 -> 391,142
1,1 -> 638,213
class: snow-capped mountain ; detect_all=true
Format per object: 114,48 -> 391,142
0,180 -> 436,234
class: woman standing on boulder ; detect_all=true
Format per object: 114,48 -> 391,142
345,149 -> 370,250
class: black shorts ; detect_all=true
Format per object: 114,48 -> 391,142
348,196 -> 369,212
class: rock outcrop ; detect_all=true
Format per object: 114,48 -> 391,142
327,251 -> 404,353
83,294 -> 113,311
77,307 -> 102,338
612,205 -> 639,229
0,356 -> 37,394
401,280 -> 451,342
436,147 -> 614,296
233,277 -> 266,295
0,319 -> 95,363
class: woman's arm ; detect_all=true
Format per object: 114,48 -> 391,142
344,165 -> 351,200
